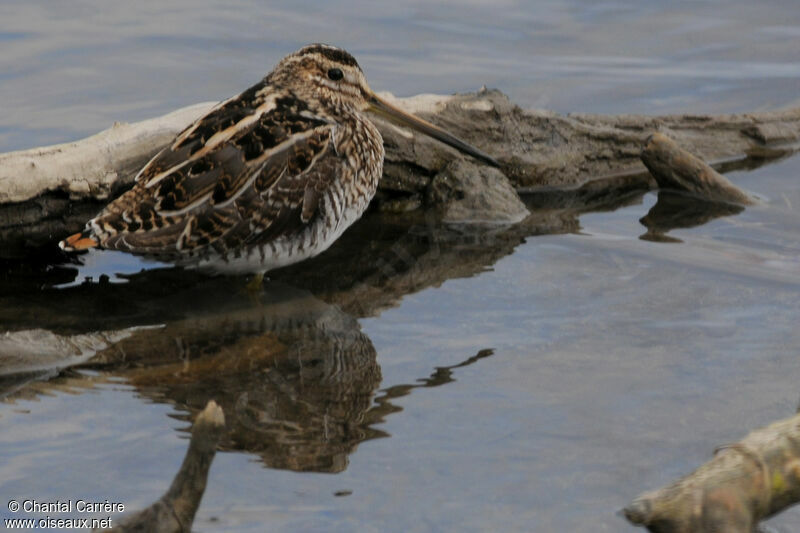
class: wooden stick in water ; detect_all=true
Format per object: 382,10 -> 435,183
640,132 -> 756,205
625,411 -> 800,532
97,400 -> 225,533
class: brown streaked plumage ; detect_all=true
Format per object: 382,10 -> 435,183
59,44 -> 498,274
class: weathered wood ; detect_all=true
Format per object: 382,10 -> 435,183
641,132 -> 756,205
97,400 -> 225,533
1,90 -> 798,254
384,90 -> 800,192
0,103 -> 214,256
625,412 -> 800,532
0,103 -> 214,206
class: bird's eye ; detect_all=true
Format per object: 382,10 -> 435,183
327,68 -> 344,81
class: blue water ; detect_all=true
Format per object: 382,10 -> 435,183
1,2 -> 800,532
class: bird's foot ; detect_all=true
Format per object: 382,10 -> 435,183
245,272 -> 265,294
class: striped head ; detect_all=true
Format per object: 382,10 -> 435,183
268,44 -> 499,167
270,44 -> 372,113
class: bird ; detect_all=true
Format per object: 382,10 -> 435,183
60,44 -> 499,274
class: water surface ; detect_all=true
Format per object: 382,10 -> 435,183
2,1 -> 800,532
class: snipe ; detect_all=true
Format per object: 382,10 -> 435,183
60,44 -> 498,273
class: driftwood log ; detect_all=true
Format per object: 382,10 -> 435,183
625,412 -> 800,532
1,89 -> 798,255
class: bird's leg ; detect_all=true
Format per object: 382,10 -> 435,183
245,272 -> 265,294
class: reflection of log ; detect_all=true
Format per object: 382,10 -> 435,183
639,191 -> 745,243
363,349 -> 495,427
624,412 -> 800,532
0,328 -> 131,377
98,400 -> 225,533
641,132 -> 756,205
1,90 -> 798,254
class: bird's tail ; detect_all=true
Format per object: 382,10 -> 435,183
59,230 -> 99,251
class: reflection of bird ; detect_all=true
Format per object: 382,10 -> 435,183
60,44 -> 497,273
111,281 -> 383,474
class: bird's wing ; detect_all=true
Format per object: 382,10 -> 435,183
93,86 -> 342,257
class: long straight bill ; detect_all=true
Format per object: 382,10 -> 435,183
367,93 -> 499,168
